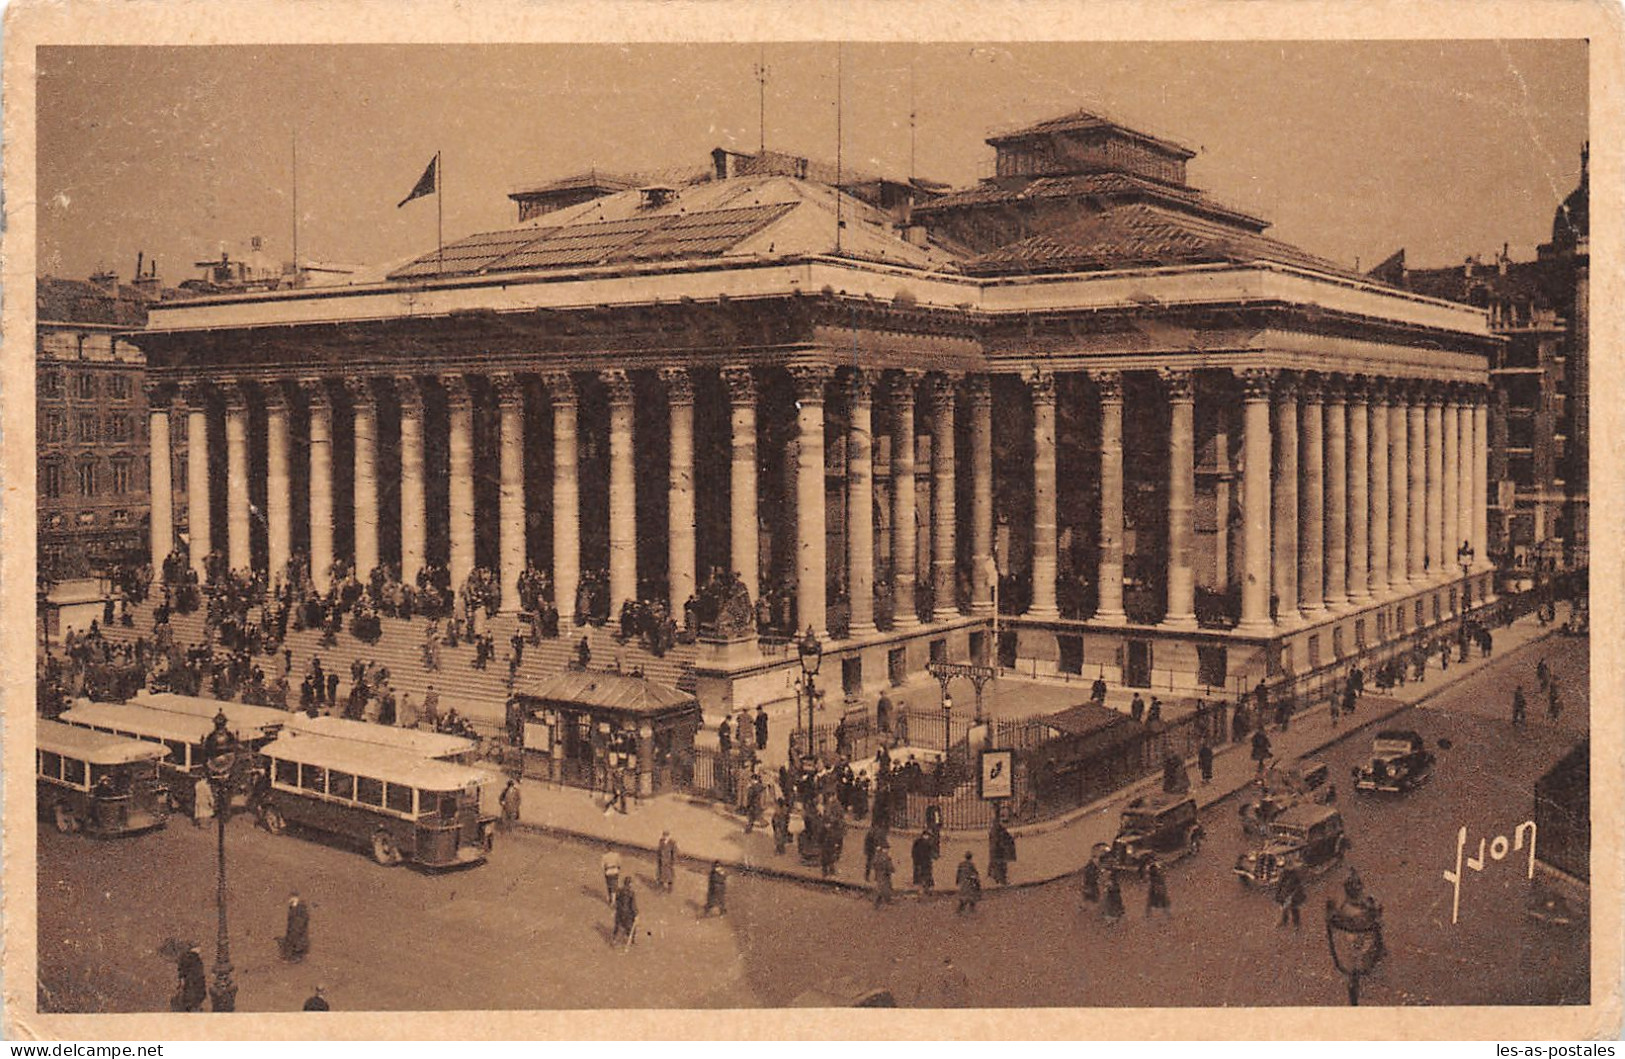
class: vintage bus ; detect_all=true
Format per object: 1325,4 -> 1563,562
37,719 -> 171,837
256,734 -> 496,868
282,713 -> 478,763
131,692 -> 294,745
58,701 -> 216,815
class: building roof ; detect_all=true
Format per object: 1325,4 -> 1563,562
37,277 -> 154,328
392,174 -> 960,281
959,201 -> 1352,279
38,718 -> 171,766
517,669 -> 695,716
913,169 -> 1268,233
260,734 -> 491,792
987,108 -> 1196,160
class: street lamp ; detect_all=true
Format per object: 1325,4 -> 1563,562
202,711 -> 240,1013
796,626 -> 822,768
1324,873 -> 1386,1006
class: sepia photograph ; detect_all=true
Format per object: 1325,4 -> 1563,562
4,5 -> 1619,1040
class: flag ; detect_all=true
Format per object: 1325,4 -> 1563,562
397,155 -> 438,208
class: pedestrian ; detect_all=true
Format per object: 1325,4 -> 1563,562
718,716 -> 732,757
611,877 -> 638,950
876,689 -> 893,734
703,861 -> 728,917
1276,865 -> 1306,928
988,818 -> 1014,885
770,798 -> 791,855
1145,860 -> 1171,918
1512,685 -> 1528,727
820,819 -> 840,877
601,846 -> 622,903
1090,676 -> 1108,705
656,830 -> 678,891
1547,680 -> 1562,722
872,840 -> 895,907
302,985 -> 330,1012
192,774 -> 214,827
173,943 -> 206,1012
744,773 -> 765,833
499,779 -> 522,831
1102,871 -> 1125,925
1250,728 -> 1273,778
280,891 -> 310,962
863,826 -> 882,881
955,852 -> 982,914
912,830 -> 937,891
1081,858 -> 1101,903
1536,658 -> 1550,690
1130,693 -> 1145,723
754,705 -> 769,752
1197,742 -> 1214,785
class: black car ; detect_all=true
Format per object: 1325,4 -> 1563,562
1091,793 -> 1203,872
1234,804 -> 1350,887
1354,730 -> 1435,793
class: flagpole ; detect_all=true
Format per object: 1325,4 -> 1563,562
436,150 -> 444,275
291,130 -> 300,288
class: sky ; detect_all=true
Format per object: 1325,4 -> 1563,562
36,40 -> 1588,286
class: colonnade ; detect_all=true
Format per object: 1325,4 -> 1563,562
149,364 -> 1488,640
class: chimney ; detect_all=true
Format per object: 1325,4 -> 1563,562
712,147 -> 729,181
135,251 -> 144,279
89,269 -> 119,295
1463,255 -> 1474,278
903,224 -> 929,248
1498,243 -> 1509,276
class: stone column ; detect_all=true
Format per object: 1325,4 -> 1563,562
1237,369 -> 1275,635
544,372 -> 580,621
1346,379 -> 1372,604
1369,385 -> 1391,599
146,384 -> 173,577
603,369 -> 637,614
790,364 -> 831,638
1408,391 -> 1427,584
1456,398 -> 1474,566
1323,378 -> 1349,610
1426,391 -> 1445,581
395,377 -> 427,586
1388,387 -> 1410,594
493,373 -> 527,611
302,380 -> 333,594
721,366 -> 759,602
967,376 -> 995,614
929,373 -> 960,622
223,383 -> 251,575
1092,370 -> 1127,624
1026,369 -> 1059,621
445,375 -> 476,597
1441,387 -> 1460,589
1271,374 -> 1300,626
661,368 -> 697,614
1472,392 -> 1489,569
348,378 -> 379,580
890,370 -> 922,627
845,369 -> 878,635
184,385 -> 213,581
264,383 -> 291,587
1162,368 -> 1198,629
1298,375 -> 1327,619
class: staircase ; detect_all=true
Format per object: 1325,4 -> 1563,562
99,603 -> 698,725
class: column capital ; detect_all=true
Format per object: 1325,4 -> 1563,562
1022,367 -> 1056,404
1296,370 -> 1324,402
443,374 -> 475,407
599,368 -> 634,404
342,376 -> 377,406
964,373 -> 993,404
658,366 -> 695,404
1087,368 -> 1124,402
540,369 -> 577,404
787,363 -> 833,403
1238,367 -> 1277,400
220,380 -> 251,412
182,381 -> 214,410
1157,367 -> 1196,402
259,380 -> 291,412
926,372 -> 961,411
296,377 -> 331,408
394,375 -> 425,412
1322,374 -> 1349,405
143,380 -> 176,406
843,366 -> 879,406
720,364 -> 757,403
887,368 -> 925,402
1341,374 -> 1372,404
1423,383 -> 1448,408
490,371 -> 525,405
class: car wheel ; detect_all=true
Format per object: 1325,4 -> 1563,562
372,831 -> 403,867
53,803 -> 81,834
260,804 -> 286,836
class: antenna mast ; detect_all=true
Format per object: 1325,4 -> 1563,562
909,60 -> 917,181
290,130 -> 300,287
754,47 -> 768,154
835,42 -> 843,253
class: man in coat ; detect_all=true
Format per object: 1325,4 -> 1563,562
754,705 -> 769,752
703,861 -> 728,917
302,985 -> 330,1011
611,878 -> 638,950
912,830 -> 937,891
499,780 -> 522,831
988,819 -> 1015,885
955,852 -> 982,914
656,831 -> 678,891
872,840 -> 896,907
282,891 -> 310,962
174,943 -> 207,1012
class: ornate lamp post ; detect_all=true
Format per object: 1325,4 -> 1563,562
202,711 -> 240,1012
796,626 -> 822,769
1324,873 -> 1386,1005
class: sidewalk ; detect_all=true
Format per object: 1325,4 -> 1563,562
501,612 -> 1562,899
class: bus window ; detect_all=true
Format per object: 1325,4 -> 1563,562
39,750 -> 62,781
356,776 -> 384,807
275,759 -> 298,786
384,783 -> 412,814
299,764 -> 326,793
163,740 -> 189,766
63,757 -> 86,787
327,770 -> 355,801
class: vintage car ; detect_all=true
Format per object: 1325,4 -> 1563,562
1091,793 -> 1203,873
1239,760 -> 1334,836
1234,804 -> 1350,887
1353,730 -> 1436,793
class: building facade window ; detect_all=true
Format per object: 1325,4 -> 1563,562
107,375 -> 131,400
75,414 -> 98,443
105,414 -> 131,443
76,461 -> 97,496
40,371 -> 63,398
41,462 -> 62,499
41,412 -> 65,443
74,373 -> 97,400
109,460 -> 132,496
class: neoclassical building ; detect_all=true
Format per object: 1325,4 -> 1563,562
134,109 -> 1498,708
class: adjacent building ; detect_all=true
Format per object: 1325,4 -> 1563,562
131,108 -> 1498,706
